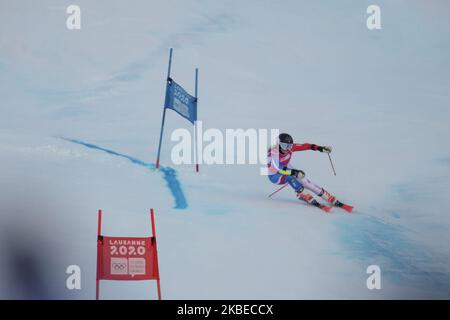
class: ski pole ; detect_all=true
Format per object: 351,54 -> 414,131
328,153 -> 336,176
268,183 -> 289,198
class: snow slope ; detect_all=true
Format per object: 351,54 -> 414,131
0,0 -> 449,299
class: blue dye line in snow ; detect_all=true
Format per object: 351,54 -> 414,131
60,137 -> 188,209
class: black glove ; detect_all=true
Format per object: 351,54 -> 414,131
317,146 -> 332,153
290,169 -> 305,178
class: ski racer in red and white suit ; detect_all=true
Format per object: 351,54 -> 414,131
267,133 -> 343,209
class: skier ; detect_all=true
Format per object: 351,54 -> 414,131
267,133 -> 352,213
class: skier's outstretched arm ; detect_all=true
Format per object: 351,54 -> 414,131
292,143 -> 332,153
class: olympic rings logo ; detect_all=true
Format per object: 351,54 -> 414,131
112,263 -> 127,270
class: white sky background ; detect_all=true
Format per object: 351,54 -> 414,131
0,0 -> 449,299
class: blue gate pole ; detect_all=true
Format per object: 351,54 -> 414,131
194,68 -> 199,173
156,48 -> 173,170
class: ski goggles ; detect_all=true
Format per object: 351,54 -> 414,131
279,142 -> 293,151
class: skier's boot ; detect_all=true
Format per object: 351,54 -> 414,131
319,188 -> 337,205
297,189 -> 332,213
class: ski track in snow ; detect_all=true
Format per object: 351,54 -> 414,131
60,137 -> 188,209
331,150 -> 450,297
335,214 -> 450,296
334,170 -> 450,297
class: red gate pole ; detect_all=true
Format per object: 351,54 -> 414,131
150,208 -> 162,300
96,209 -> 102,300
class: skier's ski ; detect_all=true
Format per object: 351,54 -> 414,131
340,204 -> 353,213
316,202 -> 333,213
335,201 -> 353,213
301,200 -> 332,213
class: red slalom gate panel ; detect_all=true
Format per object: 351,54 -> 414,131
96,208 -> 161,300
97,236 -> 159,281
